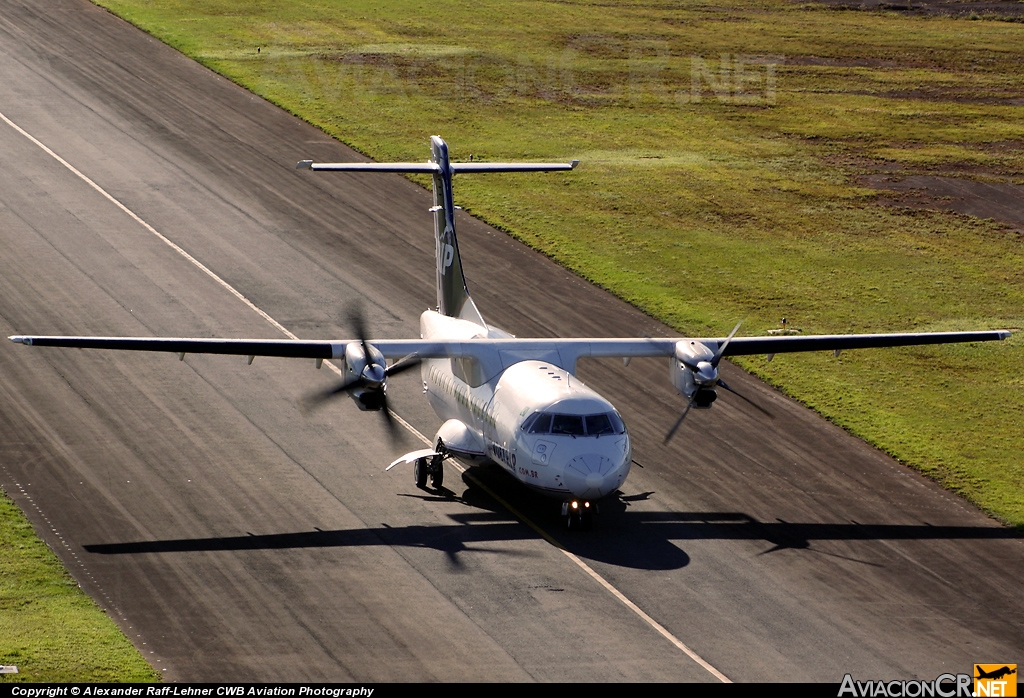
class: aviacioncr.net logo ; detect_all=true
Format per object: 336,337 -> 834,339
839,673 -> 973,698
974,664 -> 1017,697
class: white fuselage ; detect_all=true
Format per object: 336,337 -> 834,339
419,311 -> 632,500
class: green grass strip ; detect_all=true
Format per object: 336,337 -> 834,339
0,488 -> 159,682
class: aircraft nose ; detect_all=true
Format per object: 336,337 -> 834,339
562,453 -> 630,499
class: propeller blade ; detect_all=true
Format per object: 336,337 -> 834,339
664,397 -> 694,444
348,305 -> 369,349
712,317 -> 746,367
717,379 -> 773,419
386,353 -> 421,377
306,304 -> 404,445
301,376 -> 364,411
377,393 -> 405,444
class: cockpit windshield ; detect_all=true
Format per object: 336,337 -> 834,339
522,410 -> 626,436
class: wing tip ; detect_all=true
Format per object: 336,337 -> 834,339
8,335 -> 30,345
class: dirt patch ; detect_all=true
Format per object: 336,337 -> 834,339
863,174 -> 1024,231
805,0 -> 1024,19
784,55 -> 907,68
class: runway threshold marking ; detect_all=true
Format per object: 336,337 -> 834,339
2,110 -> 731,684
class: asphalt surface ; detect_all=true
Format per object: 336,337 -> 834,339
1,0 -> 1021,683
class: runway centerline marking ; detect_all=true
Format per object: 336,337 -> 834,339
2,110 -> 730,683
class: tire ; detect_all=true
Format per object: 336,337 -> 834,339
430,464 -> 444,489
414,458 -> 428,488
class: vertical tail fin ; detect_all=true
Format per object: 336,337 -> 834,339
428,136 -> 483,325
299,137 -> 578,326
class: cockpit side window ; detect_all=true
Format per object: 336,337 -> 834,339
527,412 -> 552,434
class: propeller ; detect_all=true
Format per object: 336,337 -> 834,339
664,396 -> 695,444
301,306 -> 420,440
712,317 -> 745,368
665,318 -> 765,443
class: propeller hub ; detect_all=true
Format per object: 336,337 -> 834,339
695,360 -> 718,385
362,363 -> 386,387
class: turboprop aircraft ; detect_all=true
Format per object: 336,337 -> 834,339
10,136 -> 1010,528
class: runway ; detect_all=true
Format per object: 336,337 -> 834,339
1,0 -> 1021,682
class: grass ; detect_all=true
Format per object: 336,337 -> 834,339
83,0 -> 1024,526
0,488 -> 159,682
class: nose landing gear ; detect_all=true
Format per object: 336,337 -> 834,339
414,452 -> 444,489
562,499 -> 596,530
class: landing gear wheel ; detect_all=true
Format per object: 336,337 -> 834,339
429,441 -> 446,490
414,458 -> 429,489
430,464 -> 444,489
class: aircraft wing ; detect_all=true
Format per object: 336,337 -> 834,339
710,330 -> 1010,356
9,329 -> 1010,368
7,336 -> 441,360
535,330 -> 1010,371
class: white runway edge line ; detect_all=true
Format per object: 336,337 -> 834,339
2,110 -> 731,684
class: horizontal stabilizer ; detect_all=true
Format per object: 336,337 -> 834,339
450,161 -> 578,173
298,161 -> 440,173
297,160 -> 578,174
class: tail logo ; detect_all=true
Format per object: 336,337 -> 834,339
441,241 -> 454,273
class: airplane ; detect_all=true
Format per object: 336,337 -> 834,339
975,666 -> 1016,681
10,135 -> 1011,529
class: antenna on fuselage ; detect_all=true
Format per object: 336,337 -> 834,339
298,137 -> 578,326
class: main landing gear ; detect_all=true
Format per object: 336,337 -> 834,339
413,452 -> 445,490
562,499 -> 596,530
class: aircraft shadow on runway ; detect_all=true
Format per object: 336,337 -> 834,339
82,487 -> 1022,572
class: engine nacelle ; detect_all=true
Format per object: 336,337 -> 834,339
344,341 -> 388,410
344,341 -> 385,380
670,340 -> 719,407
670,340 -> 714,393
